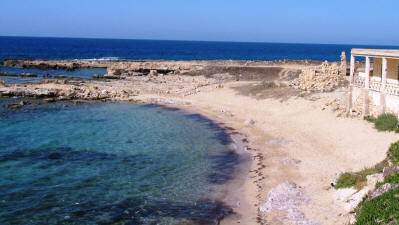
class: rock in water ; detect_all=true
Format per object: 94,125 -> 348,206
47,152 -> 62,160
149,70 -> 158,76
43,98 -> 56,103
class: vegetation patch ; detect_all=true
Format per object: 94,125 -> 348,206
364,116 -> 377,123
335,161 -> 388,190
233,81 -> 301,101
354,187 -> 399,225
338,141 -> 399,224
376,173 -> 399,189
388,141 -> 399,164
364,114 -> 399,132
373,114 -> 398,131
335,173 -> 360,189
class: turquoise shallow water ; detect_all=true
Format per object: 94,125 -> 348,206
0,101 -> 243,224
0,66 -> 107,84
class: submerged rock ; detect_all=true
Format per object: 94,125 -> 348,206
46,152 -> 62,160
92,74 -> 103,79
20,73 -> 38,77
43,98 -> 56,103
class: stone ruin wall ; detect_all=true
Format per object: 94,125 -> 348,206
290,52 -> 348,92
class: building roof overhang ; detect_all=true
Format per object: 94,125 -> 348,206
351,48 -> 399,59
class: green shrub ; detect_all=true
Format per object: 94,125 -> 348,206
371,160 -> 389,173
364,116 -> 377,123
376,173 -> 399,189
335,162 -> 389,189
388,141 -> 399,164
335,173 -> 359,189
355,188 -> 399,225
352,142 -> 399,224
388,142 -> 399,164
374,114 -> 399,131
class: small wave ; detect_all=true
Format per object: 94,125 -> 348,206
76,57 -> 121,61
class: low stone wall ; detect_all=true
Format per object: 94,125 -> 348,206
350,86 -> 399,117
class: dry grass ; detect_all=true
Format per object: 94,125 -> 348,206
233,81 -> 300,101
184,66 -> 285,81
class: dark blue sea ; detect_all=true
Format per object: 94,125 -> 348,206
1,36 -> 399,62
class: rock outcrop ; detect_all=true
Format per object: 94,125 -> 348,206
1,59 -> 109,71
383,165 -> 399,178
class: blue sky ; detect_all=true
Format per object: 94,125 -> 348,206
0,0 -> 398,45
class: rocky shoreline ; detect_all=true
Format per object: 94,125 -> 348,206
0,58 -> 320,102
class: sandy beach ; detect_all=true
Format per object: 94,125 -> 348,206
138,82 -> 398,224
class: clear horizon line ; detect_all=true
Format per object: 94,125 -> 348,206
0,35 -> 398,47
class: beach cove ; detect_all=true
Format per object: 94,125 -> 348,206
0,99 -> 254,225
0,58 -> 398,224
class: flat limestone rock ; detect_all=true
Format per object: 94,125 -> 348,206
383,165 -> 399,178
333,188 -> 358,201
366,173 -> 384,190
259,182 -> 322,225
267,137 -> 293,146
280,157 -> 301,165
367,183 -> 399,200
344,187 -> 369,212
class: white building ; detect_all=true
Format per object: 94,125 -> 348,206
348,49 -> 399,116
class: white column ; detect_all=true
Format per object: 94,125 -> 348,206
382,57 -> 387,90
350,55 -> 355,85
365,56 -> 370,89
380,57 -> 388,115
